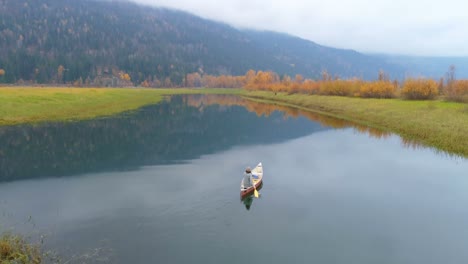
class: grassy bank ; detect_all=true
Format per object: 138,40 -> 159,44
0,233 -> 42,264
242,91 -> 468,157
0,87 -> 241,126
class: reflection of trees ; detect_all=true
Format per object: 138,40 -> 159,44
0,96 -> 325,182
186,94 -> 392,140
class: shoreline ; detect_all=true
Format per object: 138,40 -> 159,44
1,87 -> 466,157
241,91 -> 468,158
0,87 -> 241,126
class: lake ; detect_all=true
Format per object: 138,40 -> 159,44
1,95 -> 467,264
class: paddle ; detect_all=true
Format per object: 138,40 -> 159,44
252,173 -> 259,198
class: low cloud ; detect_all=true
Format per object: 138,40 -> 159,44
133,0 -> 468,56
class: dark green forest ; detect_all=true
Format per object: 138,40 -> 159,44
0,0 -> 408,86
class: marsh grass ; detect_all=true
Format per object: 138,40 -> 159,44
0,233 -> 42,264
242,91 -> 468,157
0,231 -> 113,264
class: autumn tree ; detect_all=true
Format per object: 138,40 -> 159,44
438,77 -> 444,94
302,79 -> 320,94
0,69 -> 4,83
244,69 -> 257,90
401,78 -> 439,100
449,80 -> 468,103
321,70 -> 331,81
119,71 -> 131,82
245,70 -> 256,82
445,65 -> 456,91
73,77 -> 83,87
360,81 -> 396,98
294,74 -> 304,83
186,73 -> 202,87
289,74 -> 304,93
57,65 -> 65,83
164,77 -> 172,87
378,70 -> 389,81
140,80 -> 151,87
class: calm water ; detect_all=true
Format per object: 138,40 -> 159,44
1,95 -> 467,264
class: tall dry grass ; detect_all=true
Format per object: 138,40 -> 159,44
0,233 -> 42,264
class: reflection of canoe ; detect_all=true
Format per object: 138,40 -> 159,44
240,162 -> 263,198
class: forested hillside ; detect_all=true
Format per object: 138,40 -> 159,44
0,0 -> 404,86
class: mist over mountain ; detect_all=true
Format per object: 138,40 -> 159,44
376,55 -> 468,79
0,0 -> 462,86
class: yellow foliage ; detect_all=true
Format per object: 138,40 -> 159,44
448,80 -> 468,102
186,72 -> 202,87
319,79 -> 362,96
302,80 -> 320,94
119,72 -> 131,81
401,78 -> 439,100
140,80 -> 151,88
360,81 -> 396,98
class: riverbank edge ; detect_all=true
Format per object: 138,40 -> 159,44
1,87 -> 466,157
240,91 -> 468,158
0,87 -> 242,126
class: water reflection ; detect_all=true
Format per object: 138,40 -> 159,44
240,182 -> 263,211
186,94 -> 437,152
242,196 -> 254,210
186,94 -> 392,138
0,94 -> 459,183
0,95 -> 326,182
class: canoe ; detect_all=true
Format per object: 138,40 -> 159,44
240,162 -> 263,198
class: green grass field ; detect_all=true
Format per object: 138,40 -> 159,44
242,91 -> 468,157
0,87 -> 241,126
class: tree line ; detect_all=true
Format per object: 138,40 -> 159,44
184,67 -> 467,103
1,63 -> 466,102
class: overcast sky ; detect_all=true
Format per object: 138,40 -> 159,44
132,0 -> 468,56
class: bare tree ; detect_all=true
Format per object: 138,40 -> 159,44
445,64 -> 456,93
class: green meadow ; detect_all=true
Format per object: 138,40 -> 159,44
0,87 -> 240,126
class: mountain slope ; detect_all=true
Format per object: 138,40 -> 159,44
244,30 -> 405,80
0,0 -> 404,85
376,55 -> 468,79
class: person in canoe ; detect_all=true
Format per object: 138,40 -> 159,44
243,166 -> 254,188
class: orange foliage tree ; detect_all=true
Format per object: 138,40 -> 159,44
360,81 -> 397,98
449,80 -> 468,102
319,79 -> 362,97
57,65 -> 65,83
182,68 -> 462,102
401,78 -> 439,100
187,73 -> 202,87
119,71 -> 131,82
